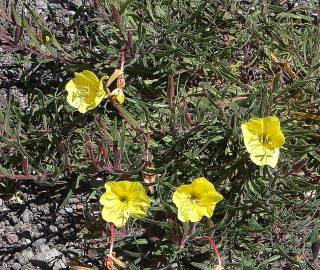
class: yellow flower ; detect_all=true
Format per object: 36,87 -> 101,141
241,116 -> 285,168
172,177 -> 223,223
65,70 -> 107,113
99,181 -> 150,228
110,88 -> 125,104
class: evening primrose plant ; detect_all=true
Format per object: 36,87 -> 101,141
99,180 -> 151,269
63,67 -> 286,269
171,177 -> 224,269
2,1 -> 319,269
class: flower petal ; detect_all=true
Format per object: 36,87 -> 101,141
172,185 -> 192,207
77,70 -> 99,88
250,147 -> 280,168
101,204 -> 129,228
179,203 -> 204,222
262,116 -> 285,148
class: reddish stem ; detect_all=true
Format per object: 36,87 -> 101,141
109,223 -> 115,254
0,174 -> 39,180
195,236 -> 222,267
22,157 -> 30,176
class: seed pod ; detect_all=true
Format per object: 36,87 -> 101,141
111,5 -> 121,25
127,30 -> 134,57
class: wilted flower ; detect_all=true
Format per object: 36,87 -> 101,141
241,116 -> 285,168
110,88 -> 125,104
172,177 -> 223,223
99,181 -> 150,228
65,70 -> 107,113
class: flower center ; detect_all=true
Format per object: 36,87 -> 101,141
189,193 -> 199,203
118,195 -> 128,202
260,134 -> 270,146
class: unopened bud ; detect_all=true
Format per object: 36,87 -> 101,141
117,76 -> 125,88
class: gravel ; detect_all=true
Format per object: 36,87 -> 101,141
0,182 -> 104,269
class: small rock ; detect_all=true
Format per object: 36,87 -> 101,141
14,223 -> 23,232
30,204 -> 37,212
68,10 -> 76,16
58,208 -> 66,215
21,209 -> 32,223
0,206 -> 10,213
65,207 -> 73,213
35,243 -> 50,254
0,238 -> 5,248
32,238 -> 46,248
49,225 -> 58,233
32,230 -> 43,239
6,233 -> 19,244
11,262 -> 21,270
6,225 -> 15,232
24,239 -> 32,245
17,249 -> 34,265
42,207 -> 50,215
0,221 -> 5,233
10,215 -> 19,225
1,204 -> 10,211
53,258 -> 67,270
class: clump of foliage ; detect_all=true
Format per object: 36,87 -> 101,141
0,0 -> 319,269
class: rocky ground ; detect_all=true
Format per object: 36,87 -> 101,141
0,181 -> 106,270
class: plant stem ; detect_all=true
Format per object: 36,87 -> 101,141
109,223 -> 115,254
195,236 -> 222,267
